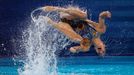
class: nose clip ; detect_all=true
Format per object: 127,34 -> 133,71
98,48 -> 102,50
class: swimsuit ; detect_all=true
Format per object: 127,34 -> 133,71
61,18 -> 95,39
61,18 -> 88,29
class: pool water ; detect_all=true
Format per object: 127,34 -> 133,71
0,56 -> 134,75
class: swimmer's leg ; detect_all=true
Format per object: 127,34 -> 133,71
98,11 -> 111,33
45,17 -> 91,53
44,16 -> 82,41
85,11 -> 111,33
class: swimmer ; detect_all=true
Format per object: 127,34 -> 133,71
85,11 -> 111,56
42,6 -> 111,56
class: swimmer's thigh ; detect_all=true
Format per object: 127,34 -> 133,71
54,22 -> 83,42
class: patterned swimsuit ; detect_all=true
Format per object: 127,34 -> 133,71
61,18 -> 97,39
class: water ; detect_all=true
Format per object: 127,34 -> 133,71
0,56 -> 134,75
58,56 -> 134,75
17,8 -> 70,75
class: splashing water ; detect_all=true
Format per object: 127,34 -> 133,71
18,7 -> 71,75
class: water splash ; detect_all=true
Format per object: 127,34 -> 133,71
18,8 -> 70,75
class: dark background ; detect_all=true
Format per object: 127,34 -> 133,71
0,0 -> 134,57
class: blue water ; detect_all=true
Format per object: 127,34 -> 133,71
0,56 -> 134,75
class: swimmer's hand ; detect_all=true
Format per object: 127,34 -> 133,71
70,47 -> 77,53
69,46 -> 82,53
99,11 -> 111,18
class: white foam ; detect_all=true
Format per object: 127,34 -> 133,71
18,8 -> 70,75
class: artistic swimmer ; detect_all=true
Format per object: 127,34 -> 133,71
41,6 -> 111,56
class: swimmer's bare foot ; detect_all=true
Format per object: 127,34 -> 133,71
99,11 -> 111,18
